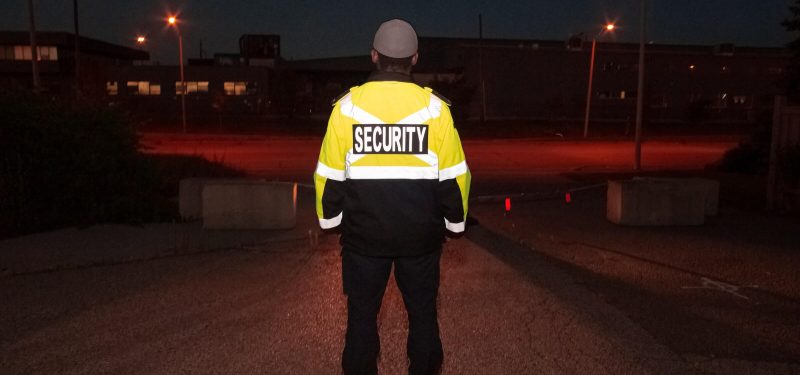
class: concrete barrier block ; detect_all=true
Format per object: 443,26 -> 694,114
694,178 -> 720,216
607,178 -> 707,226
181,178 -> 258,221
634,177 -> 719,216
202,181 -> 297,230
179,178 -> 205,220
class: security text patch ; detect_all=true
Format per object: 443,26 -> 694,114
353,124 -> 428,154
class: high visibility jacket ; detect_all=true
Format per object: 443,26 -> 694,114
314,72 -> 471,257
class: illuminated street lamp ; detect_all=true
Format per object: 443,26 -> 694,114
582,23 -> 617,138
136,36 -> 146,45
167,15 -> 187,133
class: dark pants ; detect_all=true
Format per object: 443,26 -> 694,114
341,248 -> 443,375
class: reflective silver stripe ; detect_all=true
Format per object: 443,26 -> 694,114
398,95 -> 442,124
316,162 -> 346,181
340,98 -> 385,124
413,149 -> 439,168
341,93 -> 442,179
347,165 -> 438,180
439,161 -> 468,181
319,212 -> 342,229
445,218 -> 465,232
342,93 -> 440,125
346,150 -> 367,165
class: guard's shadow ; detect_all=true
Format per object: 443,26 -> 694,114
465,221 -> 800,364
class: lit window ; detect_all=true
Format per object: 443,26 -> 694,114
224,81 -> 248,96
177,81 -> 209,94
150,83 -> 161,95
14,46 -> 31,60
128,81 -> 155,95
48,46 -> 58,61
106,81 -> 118,96
176,82 -> 186,95
138,81 -> 150,95
7,46 -> 57,61
620,91 -> 626,99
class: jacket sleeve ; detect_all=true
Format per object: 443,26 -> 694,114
314,106 -> 347,229
436,105 -> 471,233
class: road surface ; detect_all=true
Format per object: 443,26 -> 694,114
0,229 -> 689,374
140,134 -> 737,182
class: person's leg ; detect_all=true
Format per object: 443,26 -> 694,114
393,250 -> 443,375
341,249 -> 393,375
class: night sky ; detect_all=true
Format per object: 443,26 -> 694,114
0,0 -> 794,64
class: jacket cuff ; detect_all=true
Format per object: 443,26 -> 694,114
444,217 -> 465,233
319,212 -> 343,229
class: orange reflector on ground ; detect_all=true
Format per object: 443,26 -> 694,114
505,197 -> 511,212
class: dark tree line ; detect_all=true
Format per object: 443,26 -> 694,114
783,0 -> 800,102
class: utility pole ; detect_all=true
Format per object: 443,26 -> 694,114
73,0 -> 80,98
479,14 -> 486,123
634,0 -> 646,170
179,33 -> 187,133
583,37 -> 597,138
168,16 -> 187,133
27,0 -> 40,92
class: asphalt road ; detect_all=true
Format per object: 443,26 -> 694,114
1,232 -> 691,374
470,186 -> 800,373
139,134 -> 737,181
6,133 -> 793,374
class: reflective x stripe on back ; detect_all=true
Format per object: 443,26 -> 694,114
340,94 -> 443,180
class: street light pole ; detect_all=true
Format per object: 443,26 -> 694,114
178,33 -> 186,133
73,0 -> 80,99
169,16 -> 187,133
27,0 -> 40,92
634,0 -> 646,170
583,37 -> 597,138
582,24 -> 615,138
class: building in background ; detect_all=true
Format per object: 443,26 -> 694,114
102,34 -> 281,129
0,31 -> 148,96
294,37 -> 790,130
1,31 -> 790,131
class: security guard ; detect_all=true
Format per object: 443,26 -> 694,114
314,19 -> 470,375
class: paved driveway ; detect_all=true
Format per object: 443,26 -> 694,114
2,230 -> 691,374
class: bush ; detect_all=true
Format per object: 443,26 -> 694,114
715,125 -> 772,174
779,145 -> 800,186
148,154 -> 245,198
0,91 -> 169,237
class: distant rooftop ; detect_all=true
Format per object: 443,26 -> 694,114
0,31 -> 149,61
